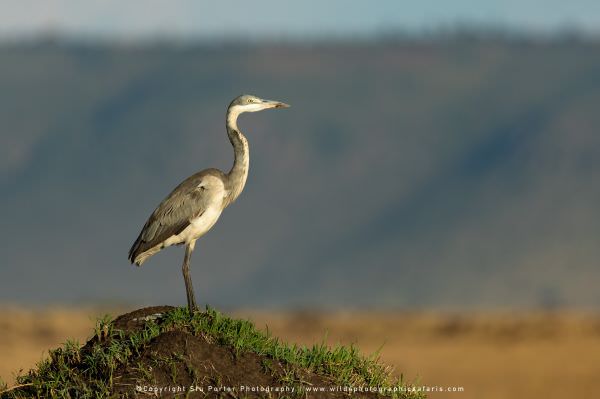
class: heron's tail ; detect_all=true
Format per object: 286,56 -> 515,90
128,235 -> 147,266
129,235 -> 163,266
132,251 -> 155,266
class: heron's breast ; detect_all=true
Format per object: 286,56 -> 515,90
179,206 -> 223,242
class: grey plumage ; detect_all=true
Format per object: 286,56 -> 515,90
128,169 -> 226,263
128,94 -> 289,312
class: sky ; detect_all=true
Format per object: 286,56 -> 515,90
1,0 -> 600,40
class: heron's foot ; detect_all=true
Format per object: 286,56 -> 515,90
187,299 -> 200,315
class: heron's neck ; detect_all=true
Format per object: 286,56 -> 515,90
225,108 -> 249,206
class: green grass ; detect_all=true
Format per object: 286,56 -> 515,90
0,307 -> 425,398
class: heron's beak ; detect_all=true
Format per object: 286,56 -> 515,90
262,99 -> 290,109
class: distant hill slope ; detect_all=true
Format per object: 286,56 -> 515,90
0,39 -> 599,308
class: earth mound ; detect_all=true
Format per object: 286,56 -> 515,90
1,306 -> 421,398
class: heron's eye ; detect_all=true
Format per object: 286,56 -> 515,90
248,99 -> 254,103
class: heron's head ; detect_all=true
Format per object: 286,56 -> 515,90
229,94 -> 290,114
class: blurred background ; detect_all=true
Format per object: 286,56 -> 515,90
1,1 -> 599,398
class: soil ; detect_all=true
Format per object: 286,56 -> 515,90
106,307 -> 381,398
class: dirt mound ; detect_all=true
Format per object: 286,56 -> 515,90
111,307 -> 377,398
3,306 -> 417,398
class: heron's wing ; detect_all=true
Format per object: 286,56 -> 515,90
128,171 -> 220,263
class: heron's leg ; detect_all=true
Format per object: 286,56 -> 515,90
182,241 -> 199,313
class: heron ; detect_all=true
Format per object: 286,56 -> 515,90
128,94 -> 289,313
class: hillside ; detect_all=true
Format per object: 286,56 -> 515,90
1,38 -> 599,308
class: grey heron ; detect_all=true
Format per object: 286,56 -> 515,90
128,94 -> 289,312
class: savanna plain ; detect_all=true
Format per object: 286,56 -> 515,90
1,307 -> 598,398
